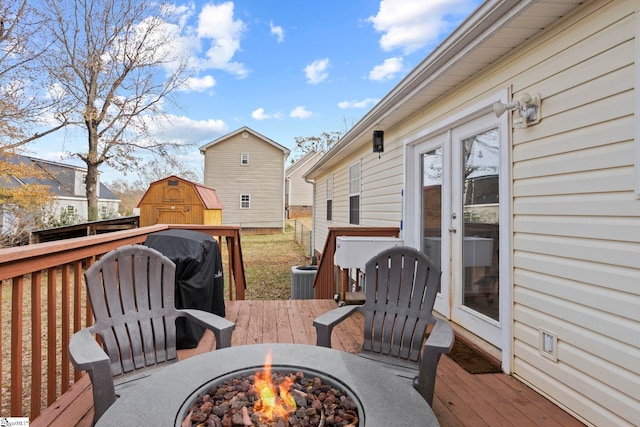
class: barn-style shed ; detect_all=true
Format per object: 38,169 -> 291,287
137,175 -> 223,227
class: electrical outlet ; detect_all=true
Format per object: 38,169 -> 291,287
540,329 -> 558,362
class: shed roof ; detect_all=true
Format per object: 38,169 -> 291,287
138,175 -> 223,209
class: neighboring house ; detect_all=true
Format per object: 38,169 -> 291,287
200,126 -> 290,232
304,1 -> 639,426
0,155 -> 119,230
137,175 -> 223,227
285,151 -> 323,218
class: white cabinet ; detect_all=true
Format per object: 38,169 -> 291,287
334,236 -> 404,270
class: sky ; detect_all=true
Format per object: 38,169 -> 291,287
27,0 -> 483,184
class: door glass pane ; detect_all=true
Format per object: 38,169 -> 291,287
422,147 -> 443,291
461,128 -> 499,321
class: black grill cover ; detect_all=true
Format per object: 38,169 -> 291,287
144,229 -> 225,349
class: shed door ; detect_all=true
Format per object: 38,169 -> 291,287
156,208 -> 189,224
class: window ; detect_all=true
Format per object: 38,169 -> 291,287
168,179 -> 179,186
326,175 -> 333,221
349,162 -> 360,225
240,194 -> 251,208
241,153 -> 250,165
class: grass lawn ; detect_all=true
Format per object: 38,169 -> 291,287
229,226 -> 312,300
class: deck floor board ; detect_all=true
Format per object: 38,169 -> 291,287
32,299 -> 585,427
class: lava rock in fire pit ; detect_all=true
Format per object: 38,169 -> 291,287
182,370 -> 359,427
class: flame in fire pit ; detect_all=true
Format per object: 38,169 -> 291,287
253,351 -> 296,421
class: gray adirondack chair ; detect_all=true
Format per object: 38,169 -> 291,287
313,245 -> 454,406
69,245 -> 235,423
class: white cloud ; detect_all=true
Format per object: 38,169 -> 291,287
369,56 -> 404,81
180,75 -> 216,92
252,108 -> 281,120
147,114 -> 227,143
338,98 -> 380,109
368,0 -> 477,54
304,58 -> 330,84
196,2 -> 249,78
290,106 -> 312,119
270,21 -> 285,43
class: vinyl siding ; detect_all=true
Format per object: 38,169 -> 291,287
203,132 -> 286,229
311,1 -> 640,425
286,153 -> 320,207
288,167 -> 313,206
312,135 -> 404,251
507,2 -> 639,425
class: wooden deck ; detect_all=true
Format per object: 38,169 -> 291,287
33,299 -> 585,427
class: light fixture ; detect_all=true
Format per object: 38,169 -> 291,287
493,92 -> 541,128
373,130 -> 384,155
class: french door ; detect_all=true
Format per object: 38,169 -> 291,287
407,110 -> 506,349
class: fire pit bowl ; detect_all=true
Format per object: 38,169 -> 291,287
94,344 -> 439,427
178,365 -> 364,426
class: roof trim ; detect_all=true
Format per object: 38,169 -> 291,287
305,0 -> 584,179
286,151 -> 323,176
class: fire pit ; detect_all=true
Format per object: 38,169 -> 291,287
181,363 -> 362,426
94,344 -> 439,427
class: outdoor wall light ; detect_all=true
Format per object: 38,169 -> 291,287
493,92 -> 542,128
373,130 -> 384,155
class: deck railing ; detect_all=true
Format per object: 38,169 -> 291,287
312,227 -> 400,299
0,224 -> 246,419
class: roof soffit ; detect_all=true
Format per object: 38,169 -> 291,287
305,0 -> 584,179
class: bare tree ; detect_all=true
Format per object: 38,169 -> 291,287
0,0 -> 69,152
35,0 -> 192,220
134,156 -> 201,188
106,178 -> 145,216
293,131 -> 341,158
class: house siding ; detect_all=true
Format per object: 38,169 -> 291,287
507,2 -> 639,425
203,131 -> 286,229
309,1 -> 640,425
286,153 -> 320,208
312,140 -> 404,251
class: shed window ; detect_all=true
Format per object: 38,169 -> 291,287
168,179 -> 179,186
326,175 -> 333,221
241,153 -> 250,165
349,162 -> 360,225
240,194 -> 251,209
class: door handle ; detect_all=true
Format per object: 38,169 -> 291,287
449,227 -> 457,233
